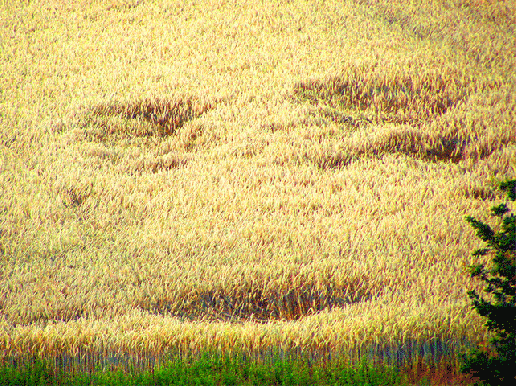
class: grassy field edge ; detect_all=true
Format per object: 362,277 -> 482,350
0,351 -> 477,386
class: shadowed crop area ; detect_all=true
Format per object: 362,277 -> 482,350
82,97 -> 215,142
1,0 -> 515,382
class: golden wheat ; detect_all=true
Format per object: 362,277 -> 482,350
0,0 -> 515,373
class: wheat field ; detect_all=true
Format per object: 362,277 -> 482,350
1,0 -> 515,374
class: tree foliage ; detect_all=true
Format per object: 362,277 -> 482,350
461,179 -> 516,385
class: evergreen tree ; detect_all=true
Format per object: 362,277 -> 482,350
461,179 -> 516,385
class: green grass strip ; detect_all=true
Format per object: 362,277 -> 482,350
0,354 -> 414,386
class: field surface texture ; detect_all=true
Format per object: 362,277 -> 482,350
1,0 -> 515,377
